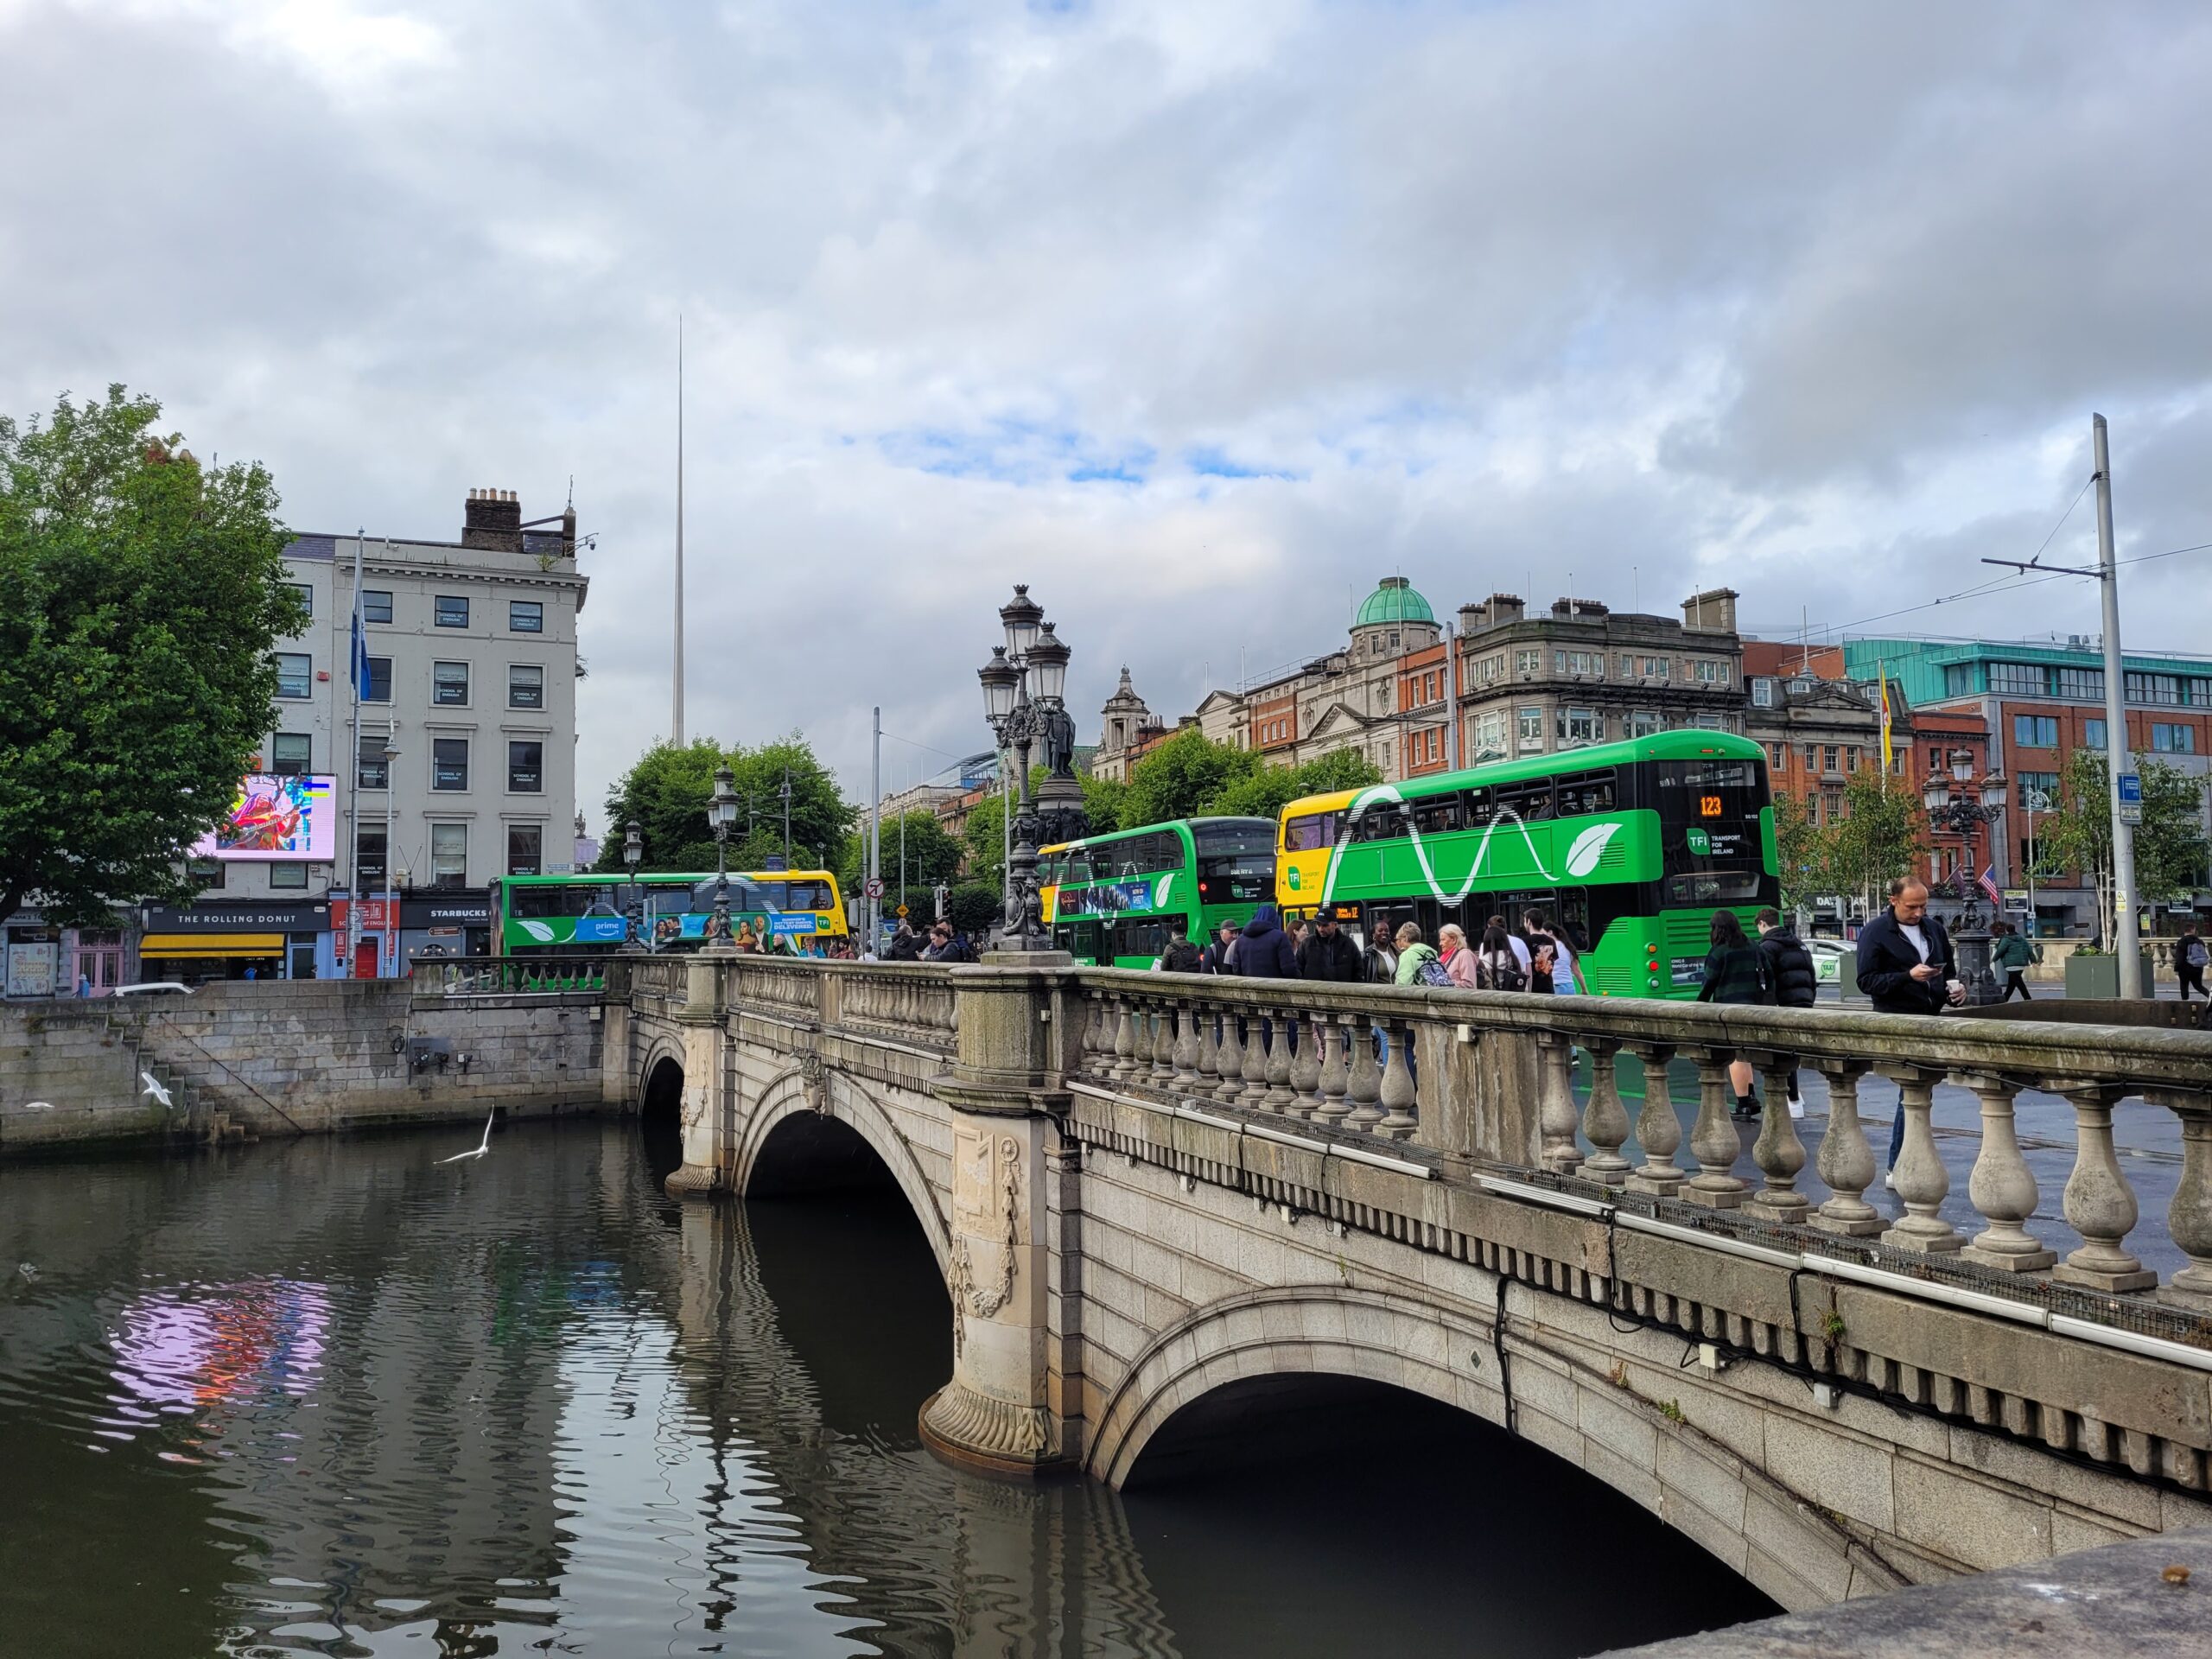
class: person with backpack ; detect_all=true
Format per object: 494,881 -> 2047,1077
1296,909 -> 1363,982
1394,922 -> 1447,987
1697,909 -> 1775,1118
1232,904 -> 1300,979
1522,908 -> 1579,995
1438,923 -> 1480,988
1989,920 -> 2037,1001
1155,922 -> 1206,975
1754,906 -> 1816,1110
2179,924 -> 2209,1003
1475,924 -> 1526,992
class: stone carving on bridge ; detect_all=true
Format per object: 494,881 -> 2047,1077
947,1128 -> 1023,1357
798,1050 -> 828,1116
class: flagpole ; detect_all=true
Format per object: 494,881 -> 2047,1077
346,528 -> 364,978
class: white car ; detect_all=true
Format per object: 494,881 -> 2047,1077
1805,940 -> 1848,984
110,982 -> 195,997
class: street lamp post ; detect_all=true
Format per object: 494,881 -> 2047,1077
709,765 -> 739,945
1923,747 -> 2009,1005
382,734 -> 401,979
976,586 -> 1077,952
622,819 -> 645,947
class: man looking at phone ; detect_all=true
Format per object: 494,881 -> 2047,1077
1855,876 -> 1965,1178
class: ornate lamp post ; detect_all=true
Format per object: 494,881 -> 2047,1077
709,764 -> 740,944
976,586 -> 1082,951
1923,747 -> 2010,1004
622,819 -> 645,946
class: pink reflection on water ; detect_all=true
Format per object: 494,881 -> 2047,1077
112,1279 -> 331,1416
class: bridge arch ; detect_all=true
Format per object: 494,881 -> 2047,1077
639,1048 -> 684,1131
734,1065 -> 951,1280
1089,1284 -> 1863,1610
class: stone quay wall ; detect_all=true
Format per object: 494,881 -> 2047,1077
0,981 -> 607,1156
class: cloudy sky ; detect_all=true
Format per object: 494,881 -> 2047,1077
7,0 -> 2211,823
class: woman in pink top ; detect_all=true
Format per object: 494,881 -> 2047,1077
1437,924 -> 1482,988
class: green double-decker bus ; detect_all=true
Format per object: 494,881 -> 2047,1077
1276,732 -> 1777,998
1041,817 -> 1278,967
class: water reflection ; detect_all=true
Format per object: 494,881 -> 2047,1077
0,1120 -> 1773,1656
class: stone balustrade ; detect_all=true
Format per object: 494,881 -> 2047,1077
1066,968 -> 2212,1314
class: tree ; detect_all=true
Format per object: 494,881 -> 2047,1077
2037,750 -> 2210,943
1122,727 -> 1262,825
0,387 -> 304,930
1771,792 -> 1824,918
1822,768 -> 1929,914
963,789 -> 1007,887
1210,746 -> 1382,820
598,734 -> 850,874
946,882 -> 1002,936
840,810 -> 964,912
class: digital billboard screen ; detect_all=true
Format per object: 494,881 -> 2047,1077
193,774 -> 338,862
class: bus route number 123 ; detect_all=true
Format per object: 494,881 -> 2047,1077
1698,794 -> 1725,818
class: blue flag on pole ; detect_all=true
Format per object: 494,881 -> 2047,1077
349,596 -> 371,690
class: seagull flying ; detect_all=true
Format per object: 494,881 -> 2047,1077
439,1112 -> 495,1165
140,1071 -> 175,1110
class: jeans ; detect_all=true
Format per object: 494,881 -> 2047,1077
1887,1090 -> 1906,1170
2001,970 -> 2031,1001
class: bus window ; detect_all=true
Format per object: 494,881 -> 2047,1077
1351,801 -> 1402,842
511,887 -> 560,918
1284,812 -> 1340,852
1193,822 -> 1277,902
1495,780 -> 1554,823
782,880 -> 822,909
1463,787 -> 1496,827
1555,770 -> 1618,817
1412,793 -> 1463,836
753,882 -> 787,909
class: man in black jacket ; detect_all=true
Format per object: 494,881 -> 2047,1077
1233,904 -> 1300,978
1755,907 -> 1817,1109
1296,910 -> 1362,982
1855,878 -> 1963,1175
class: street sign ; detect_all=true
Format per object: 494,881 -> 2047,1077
895,903 -> 908,918
2001,888 -> 2031,912
2118,771 -> 2143,826
863,877 -> 885,899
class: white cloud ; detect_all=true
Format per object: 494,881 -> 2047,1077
4,0 -> 2209,827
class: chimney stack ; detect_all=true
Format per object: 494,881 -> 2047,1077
1681,588 -> 1739,634
462,487 -> 524,553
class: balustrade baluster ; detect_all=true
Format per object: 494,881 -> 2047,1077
1625,1042 -> 1682,1197
1154,997 -> 1179,1082
1214,1010 -> 1247,1103
1880,1068 -> 1964,1254
1110,995 -> 1139,1082
1580,1038 -> 1631,1186
1374,1018 -> 1417,1140
1344,1018 -> 1383,1131
2053,1084 -> 2156,1293
1262,1009 -> 1297,1114
1750,1051 -> 1809,1224
1193,1001 -> 1221,1096
2151,1090 -> 2212,1308
1288,1014 -> 1324,1120
1237,1007 -> 1270,1109
1084,991 -> 1109,1077
1535,1033 -> 1581,1174
1810,1060 -> 1882,1236
1171,1001 -> 1199,1087
1680,1046 -> 1748,1209
1316,1017 -> 1353,1128
1961,1075 -> 2056,1272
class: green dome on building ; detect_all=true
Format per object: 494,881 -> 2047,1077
1354,575 -> 1434,628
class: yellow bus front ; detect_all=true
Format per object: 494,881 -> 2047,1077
1039,842 -> 1069,926
734,869 -> 849,940
1275,790 -> 1359,919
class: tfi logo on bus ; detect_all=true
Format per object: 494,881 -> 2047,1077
1685,829 -> 1713,856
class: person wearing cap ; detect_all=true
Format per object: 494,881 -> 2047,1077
1297,909 -> 1362,982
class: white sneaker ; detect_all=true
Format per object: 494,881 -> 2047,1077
1884,1170 -> 1897,1189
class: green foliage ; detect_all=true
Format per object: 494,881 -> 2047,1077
947,881 -> 1002,936
2037,750 -> 2210,941
1077,771 -> 1128,836
840,810 -> 965,905
1771,793 -> 1823,914
598,735 -> 849,874
1821,768 -> 1929,910
963,789 -> 1007,887
1122,728 -> 1383,827
0,386 -> 303,928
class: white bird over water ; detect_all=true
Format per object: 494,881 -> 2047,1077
440,1112 -> 495,1165
140,1071 -> 175,1110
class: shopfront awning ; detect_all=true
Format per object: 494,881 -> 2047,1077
137,932 -> 285,958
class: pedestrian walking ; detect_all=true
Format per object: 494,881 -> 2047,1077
1855,878 -> 1963,1177
2177,924 -> 2209,1003
1205,918 -> 1240,976
1522,908 -> 1577,995
1488,915 -> 1533,978
1696,910 -> 1775,1117
1394,922 -> 1446,987
1232,904 -> 1300,978
1364,922 -> 1398,985
1754,906 -> 1816,1109
1296,909 -> 1363,982
1155,922 -> 1206,974
1990,921 -> 2037,1001
1438,923 -> 1480,988
1475,924 -> 1525,991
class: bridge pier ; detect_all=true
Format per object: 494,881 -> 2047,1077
666,953 -> 735,1198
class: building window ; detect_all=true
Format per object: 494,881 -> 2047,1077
1695,714 -> 1726,731
1555,708 -> 1599,747
2084,718 -> 2107,751
1806,795 -> 1821,828
2152,722 -> 2197,753
1644,658 -> 1669,680
435,594 -> 470,628
356,827 -> 387,887
509,664 -> 543,709
2056,667 -> 2103,700
433,662 -> 470,706
1554,650 -> 1603,678
507,741 -> 543,792
362,588 -> 393,625
189,856 -> 224,892
432,737 -> 469,791
275,652 -> 312,699
1692,659 -> 1726,686
2190,678 -> 2212,709
2017,770 -> 2060,812
1806,745 -> 1821,773
269,862 -> 308,891
430,823 -> 467,889
1475,709 -> 1507,758
510,601 -> 543,633
287,582 -> 314,618
1846,746 -> 1861,772
1751,677 -> 1775,708
1516,707 -> 1544,750
2013,714 -> 2060,749
270,733 -> 311,777
357,732 -> 390,790
1927,746 -> 1942,770
1516,649 -> 1541,676
2127,671 -> 2183,707
506,824 -> 543,876
1626,709 -> 1662,739
1989,663 -> 2044,696
1767,743 -> 1788,771
1822,746 -> 1840,774
361,657 -> 391,702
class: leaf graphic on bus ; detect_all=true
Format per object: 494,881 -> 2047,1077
1154,873 -> 1173,906
518,918 -> 557,944
1563,823 -> 1622,879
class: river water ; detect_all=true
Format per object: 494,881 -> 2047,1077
0,1119 -> 1774,1657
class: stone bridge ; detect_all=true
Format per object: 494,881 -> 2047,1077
497,951 -> 2212,1613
